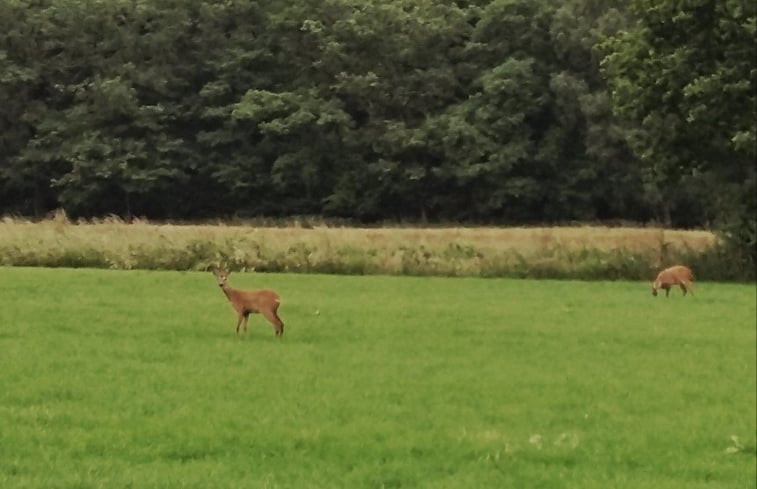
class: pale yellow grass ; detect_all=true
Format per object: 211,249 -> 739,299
0,215 -> 718,277
0,216 -> 715,255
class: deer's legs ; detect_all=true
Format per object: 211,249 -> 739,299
261,308 -> 284,337
273,303 -> 284,337
274,312 -> 284,337
680,280 -> 693,296
242,313 -> 250,334
236,314 -> 244,336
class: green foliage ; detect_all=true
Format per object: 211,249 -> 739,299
0,0 -> 650,225
0,0 -> 751,262
0,268 -> 754,488
601,0 -> 756,265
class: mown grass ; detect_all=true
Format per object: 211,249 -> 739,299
0,214 -> 737,280
0,267 -> 754,489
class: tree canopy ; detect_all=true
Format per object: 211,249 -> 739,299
602,0 -> 756,266
1,0 -> 754,261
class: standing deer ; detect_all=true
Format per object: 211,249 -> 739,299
213,269 -> 284,337
652,265 -> 694,297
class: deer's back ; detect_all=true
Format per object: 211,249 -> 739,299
231,288 -> 280,313
657,265 -> 693,284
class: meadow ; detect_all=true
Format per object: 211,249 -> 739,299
0,215 -> 734,280
0,267 -> 754,489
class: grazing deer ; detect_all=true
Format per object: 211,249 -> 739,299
213,269 -> 284,337
652,265 -> 694,297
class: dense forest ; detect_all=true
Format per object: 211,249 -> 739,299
0,0 -> 754,259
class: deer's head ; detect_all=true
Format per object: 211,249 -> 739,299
651,279 -> 660,296
213,268 -> 230,288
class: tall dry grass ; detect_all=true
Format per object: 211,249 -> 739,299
0,213 -> 737,280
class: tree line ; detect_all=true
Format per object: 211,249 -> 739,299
0,0 -> 754,262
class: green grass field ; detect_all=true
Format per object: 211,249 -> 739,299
0,267 -> 754,489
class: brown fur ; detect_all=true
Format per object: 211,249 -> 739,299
652,265 -> 694,297
213,270 -> 284,337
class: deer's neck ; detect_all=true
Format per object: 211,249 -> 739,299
220,284 -> 236,301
